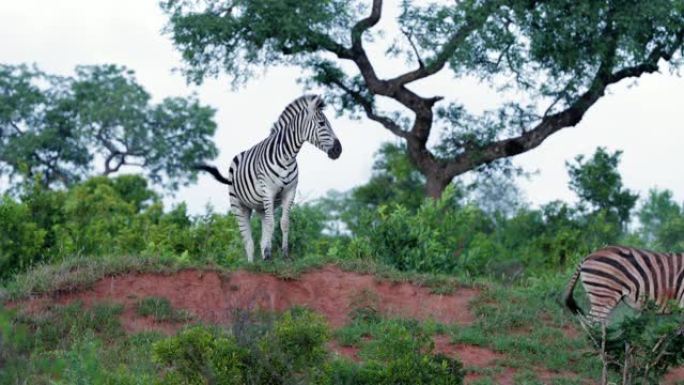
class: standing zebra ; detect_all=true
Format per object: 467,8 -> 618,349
196,95 -> 341,262
564,245 -> 684,323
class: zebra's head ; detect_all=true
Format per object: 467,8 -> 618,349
304,95 -> 342,160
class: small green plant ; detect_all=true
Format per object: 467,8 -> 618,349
585,303 -> 684,384
31,301 -> 124,351
153,325 -> 246,385
153,308 -> 330,385
136,296 -> 192,322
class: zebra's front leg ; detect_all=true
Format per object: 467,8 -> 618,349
279,186 -> 296,260
259,195 -> 276,261
233,205 -> 255,262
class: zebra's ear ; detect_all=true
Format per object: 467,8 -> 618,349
309,95 -> 325,111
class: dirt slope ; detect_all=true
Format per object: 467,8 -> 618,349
11,264 -> 684,384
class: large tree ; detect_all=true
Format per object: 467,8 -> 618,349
162,0 -> 684,197
0,64 -> 218,191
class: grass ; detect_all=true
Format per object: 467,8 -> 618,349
1,300 -> 164,385
2,252 -> 471,302
1,254 -> 184,301
448,276 -> 602,382
0,253 -> 614,384
135,296 -> 193,322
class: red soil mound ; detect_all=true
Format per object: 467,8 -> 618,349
18,264 -> 683,383
17,265 -> 478,333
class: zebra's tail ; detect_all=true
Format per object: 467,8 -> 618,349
562,264 -> 584,315
194,164 -> 231,185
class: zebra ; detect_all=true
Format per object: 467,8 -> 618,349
195,94 -> 341,262
563,245 -> 684,324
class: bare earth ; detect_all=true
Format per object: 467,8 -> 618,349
10,265 -> 684,384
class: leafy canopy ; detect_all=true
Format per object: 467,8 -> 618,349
162,0 -> 684,197
0,64 -> 218,191
567,147 -> 639,228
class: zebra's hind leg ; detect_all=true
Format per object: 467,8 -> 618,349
234,205 -> 255,262
279,186 -> 296,260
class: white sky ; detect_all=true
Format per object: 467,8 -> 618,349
1,0 -> 683,214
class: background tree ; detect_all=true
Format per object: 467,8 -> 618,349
162,0 -> 684,197
637,189 -> 683,243
636,189 -> 684,250
566,147 -> 639,230
0,64 -> 218,191
352,142 -> 426,211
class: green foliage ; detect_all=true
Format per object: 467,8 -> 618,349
29,301 -> 125,352
268,203 -> 331,259
351,142 -> 427,213
270,308 -> 330,370
0,64 -> 218,190
153,326 -> 245,385
0,302 -> 161,385
594,304 -> 684,384
161,0 -> 357,86
0,196 -> 46,279
0,306 -> 37,384
0,174 -> 252,278
162,0 -> 684,198
637,189 -> 684,251
353,186 -> 493,274
567,147 -> 639,228
323,319 -> 463,385
453,276 -> 600,378
136,297 -> 192,322
153,308 -> 329,385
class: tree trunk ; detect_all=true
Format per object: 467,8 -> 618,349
424,174 -> 450,199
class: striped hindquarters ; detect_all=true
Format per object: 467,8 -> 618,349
572,245 -> 684,322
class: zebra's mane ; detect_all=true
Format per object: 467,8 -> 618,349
269,95 -> 322,135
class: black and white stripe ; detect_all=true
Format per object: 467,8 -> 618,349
197,95 -> 341,262
564,245 -> 684,323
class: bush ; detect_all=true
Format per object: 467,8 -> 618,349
153,308 -> 329,385
319,320 -> 463,385
0,196 -> 46,279
0,175 -> 252,279
354,186 -> 492,274
153,326 -> 245,385
593,303 -> 684,384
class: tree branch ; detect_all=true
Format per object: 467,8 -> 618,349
387,0 -> 498,86
103,152 -> 125,175
351,0 -> 382,51
329,78 -> 409,139
401,28 -> 425,68
442,27 -> 684,179
8,120 -> 24,135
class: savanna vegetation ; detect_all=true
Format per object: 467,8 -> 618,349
2,1 -> 684,384
3,142 -> 684,383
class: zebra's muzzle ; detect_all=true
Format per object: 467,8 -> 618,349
327,139 -> 342,159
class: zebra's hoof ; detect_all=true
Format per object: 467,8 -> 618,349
263,248 -> 272,261
282,248 -> 291,261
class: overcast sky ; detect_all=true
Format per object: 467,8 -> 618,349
2,1 -> 683,214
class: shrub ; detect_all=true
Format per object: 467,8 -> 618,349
590,303 -> 684,384
153,308 -> 329,385
135,297 -> 191,322
153,326 -> 245,385
0,196 -> 46,279
320,320 -> 463,385
353,187 -> 493,274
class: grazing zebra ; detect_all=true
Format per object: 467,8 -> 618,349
563,245 -> 684,323
196,95 -> 341,262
